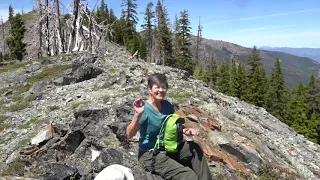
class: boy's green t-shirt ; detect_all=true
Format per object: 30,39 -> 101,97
137,100 -> 175,152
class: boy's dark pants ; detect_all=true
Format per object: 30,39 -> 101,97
138,141 -> 212,180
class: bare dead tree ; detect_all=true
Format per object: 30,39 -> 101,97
196,16 -> 202,63
37,0 -> 43,58
54,0 -> 64,54
45,0 -> 50,55
67,0 -> 79,53
1,16 -> 5,58
64,0 -> 114,54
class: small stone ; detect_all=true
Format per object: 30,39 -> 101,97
66,97 -> 73,103
6,151 -> 17,164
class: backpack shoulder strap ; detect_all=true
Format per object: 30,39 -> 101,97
154,114 -> 172,150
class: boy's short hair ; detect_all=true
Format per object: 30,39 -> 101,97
147,73 -> 168,89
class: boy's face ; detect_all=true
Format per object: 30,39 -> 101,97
148,83 -> 167,100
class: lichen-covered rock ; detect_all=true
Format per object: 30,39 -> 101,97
25,62 -> 42,73
43,163 -> 79,180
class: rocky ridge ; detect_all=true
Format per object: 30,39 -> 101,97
0,42 -> 319,179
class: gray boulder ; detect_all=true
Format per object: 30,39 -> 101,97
25,62 -> 42,73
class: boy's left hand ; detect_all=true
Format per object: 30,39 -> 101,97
183,128 -> 199,136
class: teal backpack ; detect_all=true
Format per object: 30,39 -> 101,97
154,114 -> 185,153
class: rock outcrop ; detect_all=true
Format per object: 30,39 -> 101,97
0,42 -> 320,179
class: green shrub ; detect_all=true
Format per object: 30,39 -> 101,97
0,114 -> 9,131
27,65 -> 69,83
92,84 -> 99,91
258,162 -> 299,180
72,101 -> 89,110
121,92 -> 130,97
0,114 -> 7,122
168,92 -> 193,103
14,84 -> 31,95
24,94 -> 36,102
101,75 -> 117,89
7,101 -> 30,112
109,67 -> 116,73
36,53 -> 67,62
0,86 -> 11,94
0,122 -> 10,131
21,12 -> 34,21
101,81 -> 111,89
2,158 -> 25,176
131,86 -> 140,92
22,118 -> 43,129
12,95 -> 23,102
0,61 -> 32,72
47,105 -> 59,111
103,96 -> 110,103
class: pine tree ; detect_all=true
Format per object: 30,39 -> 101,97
216,60 -> 230,95
175,9 -> 193,74
104,3 -> 110,24
121,0 -> 138,27
121,0 -> 138,49
206,56 -> 218,88
109,8 -> 117,24
141,2 -> 155,62
172,14 -> 180,57
128,35 -> 140,54
315,71 -> 320,115
230,56 -> 238,97
304,74 -> 320,144
265,57 -> 286,121
193,62 -> 206,82
139,38 -> 147,60
316,72 -> 320,144
8,5 -> 14,22
155,0 -> 173,66
6,13 -> 26,60
236,62 -> 249,101
285,82 -> 308,135
296,81 -> 305,95
98,0 -> 106,23
306,74 -> 318,119
247,46 -> 267,107
306,112 -> 319,144
114,17 -> 126,45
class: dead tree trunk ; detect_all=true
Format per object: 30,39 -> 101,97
54,0 -> 64,54
72,7 -> 82,52
65,0 -> 111,54
67,0 -> 79,53
1,16 -> 5,58
37,0 -> 43,58
45,0 -> 50,55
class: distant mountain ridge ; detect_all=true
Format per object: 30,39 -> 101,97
189,36 -> 319,87
259,46 -> 320,62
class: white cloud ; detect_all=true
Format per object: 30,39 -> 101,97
231,24 -> 297,34
203,8 -> 320,25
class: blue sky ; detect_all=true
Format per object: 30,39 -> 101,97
1,0 -> 319,48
